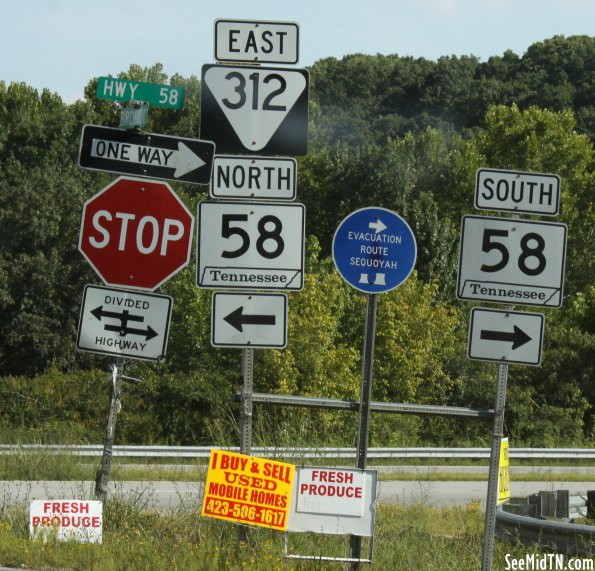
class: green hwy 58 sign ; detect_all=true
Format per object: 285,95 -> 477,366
96,77 -> 185,110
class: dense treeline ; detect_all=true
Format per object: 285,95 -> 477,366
0,36 -> 593,447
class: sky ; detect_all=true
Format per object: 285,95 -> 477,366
0,0 -> 593,104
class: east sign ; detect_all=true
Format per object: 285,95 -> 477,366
214,19 -> 299,64
79,177 -> 194,291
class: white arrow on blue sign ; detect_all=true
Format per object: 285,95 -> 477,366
332,207 -> 417,294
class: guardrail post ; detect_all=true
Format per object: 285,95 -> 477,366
588,491 -> 595,519
95,360 -> 123,502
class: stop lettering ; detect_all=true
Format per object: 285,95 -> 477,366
79,177 -> 194,291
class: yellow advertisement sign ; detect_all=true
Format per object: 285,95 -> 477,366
498,437 -> 511,504
201,450 -> 295,530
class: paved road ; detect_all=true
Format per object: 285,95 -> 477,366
1,479 -> 592,511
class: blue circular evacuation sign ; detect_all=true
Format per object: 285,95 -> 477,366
332,207 -> 417,294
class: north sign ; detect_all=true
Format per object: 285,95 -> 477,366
79,177 -> 194,291
78,125 -> 215,185
468,307 -> 544,366
215,19 -> 299,64
211,155 -> 296,200
196,200 -> 305,291
211,292 -> 288,348
200,64 -> 309,156
332,207 -> 417,294
457,215 -> 567,307
77,285 -> 173,361
475,168 -> 561,216
96,77 -> 185,109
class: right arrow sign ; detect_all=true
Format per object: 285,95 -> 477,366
468,308 -> 544,366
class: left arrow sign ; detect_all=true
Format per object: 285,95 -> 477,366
78,124 -> 215,184
224,306 -> 276,332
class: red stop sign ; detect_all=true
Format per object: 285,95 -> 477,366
79,177 -> 194,291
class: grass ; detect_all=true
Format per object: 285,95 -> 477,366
1,498 -> 582,571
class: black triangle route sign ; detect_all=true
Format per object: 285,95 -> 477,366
200,64 -> 309,156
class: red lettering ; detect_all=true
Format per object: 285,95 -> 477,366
32,516 -> 40,526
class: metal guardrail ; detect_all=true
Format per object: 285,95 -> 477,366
497,490 -> 595,555
1,445 -> 595,460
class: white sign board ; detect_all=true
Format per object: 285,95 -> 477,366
30,500 -> 102,543
211,155 -> 296,201
211,292 -> 288,348
77,285 -> 173,361
215,19 -> 299,64
475,168 -> 560,216
468,308 -> 545,366
197,201 -> 305,291
457,216 -> 567,307
286,467 -> 377,536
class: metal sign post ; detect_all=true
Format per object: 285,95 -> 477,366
238,347 -> 254,544
95,360 -> 124,502
240,348 -> 254,455
350,293 -> 378,569
481,358 -> 509,571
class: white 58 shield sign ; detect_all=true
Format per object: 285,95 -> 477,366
457,215 -> 567,307
197,201 -> 305,291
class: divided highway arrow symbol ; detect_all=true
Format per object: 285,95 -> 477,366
91,306 -> 159,340
480,326 -> 531,350
224,306 -> 276,332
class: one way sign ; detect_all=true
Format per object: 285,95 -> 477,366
211,292 -> 287,348
78,125 -> 215,184
468,308 -> 544,366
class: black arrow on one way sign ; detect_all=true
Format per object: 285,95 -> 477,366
480,325 -> 532,350
224,306 -> 276,333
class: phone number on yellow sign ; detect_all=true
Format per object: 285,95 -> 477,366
204,497 -> 286,528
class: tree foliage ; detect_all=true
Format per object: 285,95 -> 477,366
0,35 -> 593,445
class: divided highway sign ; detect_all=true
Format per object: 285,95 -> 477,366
468,307 -> 544,366
200,64 -> 309,156
214,19 -> 299,64
196,200 -> 305,291
79,125 -> 215,185
211,292 -> 288,348
457,215 -> 567,307
77,285 -> 173,361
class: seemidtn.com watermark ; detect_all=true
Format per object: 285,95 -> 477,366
505,553 -> 594,570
